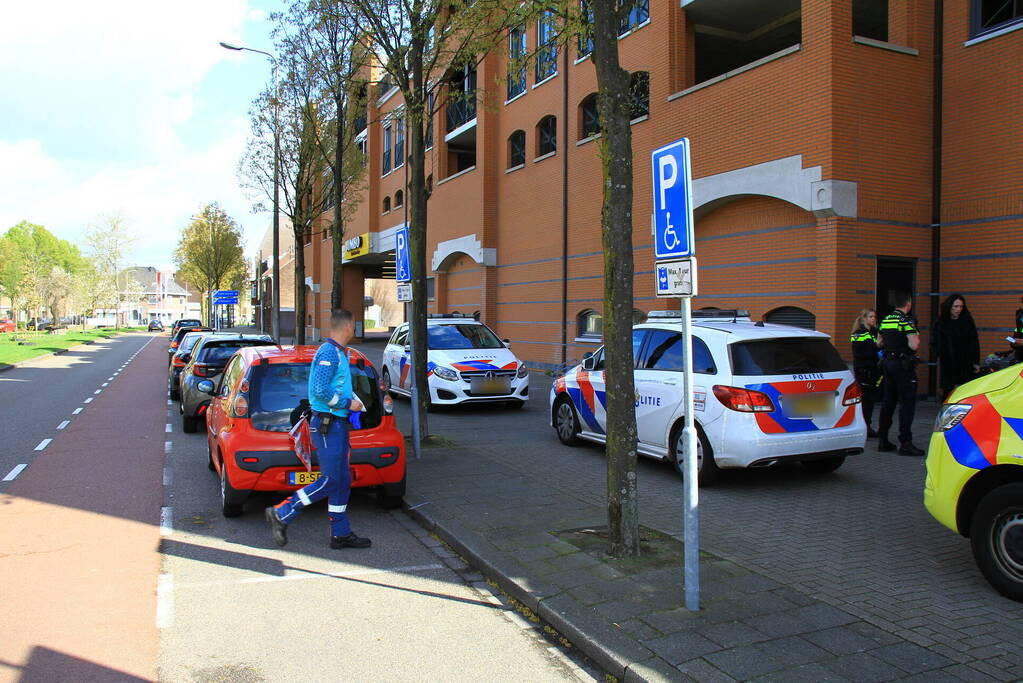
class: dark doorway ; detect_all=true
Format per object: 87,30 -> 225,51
875,257 -> 916,318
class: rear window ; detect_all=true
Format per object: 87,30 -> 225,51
179,334 -> 206,352
199,341 -> 275,366
248,361 -> 382,432
730,338 -> 847,376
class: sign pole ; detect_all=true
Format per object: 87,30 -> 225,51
681,295 -> 699,611
395,225 -> 420,460
407,300 -> 421,461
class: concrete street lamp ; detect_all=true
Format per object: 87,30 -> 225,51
220,40 -> 282,342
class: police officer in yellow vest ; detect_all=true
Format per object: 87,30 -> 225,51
877,292 -> 925,456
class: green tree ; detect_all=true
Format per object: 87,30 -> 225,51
0,236 -> 26,315
5,221 -> 88,321
85,214 -> 137,327
173,205 -> 247,327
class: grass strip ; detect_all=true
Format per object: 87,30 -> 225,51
0,328 -> 144,368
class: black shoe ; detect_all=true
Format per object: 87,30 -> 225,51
265,507 -> 288,547
867,427 -> 878,438
330,533 -> 372,549
898,443 -> 926,457
877,439 -> 896,452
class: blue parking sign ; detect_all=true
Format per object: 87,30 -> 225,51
651,138 -> 694,259
395,225 -> 411,283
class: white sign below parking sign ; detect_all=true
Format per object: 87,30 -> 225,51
655,257 -> 697,297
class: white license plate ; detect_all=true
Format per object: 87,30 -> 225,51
785,393 -> 834,417
471,377 -> 511,395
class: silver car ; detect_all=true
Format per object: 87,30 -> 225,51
178,333 -> 276,432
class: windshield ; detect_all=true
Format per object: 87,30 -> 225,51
198,341 -> 274,366
427,324 -> 504,350
730,338 -> 847,376
248,361 -> 382,432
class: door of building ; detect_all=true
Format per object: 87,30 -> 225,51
875,258 -> 917,317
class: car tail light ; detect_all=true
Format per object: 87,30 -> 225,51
713,385 -> 775,413
193,364 -> 211,378
842,382 -> 863,406
172,356 -> 186,367
242,457 -> 259,463
232,395 -> 249,418
170,341 -> 179,349
383,392 -> 394,415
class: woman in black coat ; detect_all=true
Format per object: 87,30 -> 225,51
850,309 -> 882,437
932,293 -> 980,400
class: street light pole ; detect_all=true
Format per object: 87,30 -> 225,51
220,41 -> 281,342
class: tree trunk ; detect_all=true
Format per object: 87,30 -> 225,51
591,0 -> 640,558
407,90 -> 430,441
294,227 -> 307,345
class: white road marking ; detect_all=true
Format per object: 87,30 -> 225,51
156,574 -> 174,628
84,398 -> 93,404
167,399 -> 172,405
56,420 -> 70,430
164,441 -> 172,454
34,439 -> 52,451
165,424 -> 172,433
102,382 -> 109,387
107,377 -> 114,381
163,466 -> 172,486
2,464 -> 28,481
174,563 -> 447,590
93,389 -> 101,395
72,407 -> 83,415
160,506 -> 173,536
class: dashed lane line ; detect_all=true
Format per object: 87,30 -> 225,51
164,441 -> 172,454
165,424 -> 172,433
160,506 -> 173,537
56,420 -> 70,430
156,574 -> 174,629
34,439 -> 52,451
83,398 -> 93,404
3,464 -> 28,481
72,408 -> 83,415
93,389 -> 102,395
163,466 -> 172,486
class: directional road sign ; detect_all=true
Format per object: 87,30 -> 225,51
395,226 -> 411,283
651,138 -> 695,260
655,257 -> 697,297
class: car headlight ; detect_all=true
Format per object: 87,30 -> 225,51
517,362 -> 528,379
934,403 -> 971,432
433,365 -> 459,382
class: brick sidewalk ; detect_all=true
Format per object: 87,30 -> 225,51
402,399 -> 1023,682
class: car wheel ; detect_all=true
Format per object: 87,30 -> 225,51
182,414 -> 199,433
220,461 -> 245,518
382,368 -> 396,397
377,477 -> 406,510
970,483 -> 1023,602
802,456 -> 846,474
670,424 -> 719,487
553,396 -> 581,446
169,383 -> 180,401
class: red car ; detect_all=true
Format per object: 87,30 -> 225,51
0,319 -> 15,333
200,345 -> 406,517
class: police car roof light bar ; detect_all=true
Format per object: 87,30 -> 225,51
427,313 -> 470,319
648,309 -> 750,321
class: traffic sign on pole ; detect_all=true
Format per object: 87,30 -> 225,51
655,257 -> 698,298
395,226 -> 411,283
396,283 -> 412,302
651,138 -> 694,260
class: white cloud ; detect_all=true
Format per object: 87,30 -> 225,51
0,0 -> 272,270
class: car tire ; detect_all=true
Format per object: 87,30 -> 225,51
220,461 -> 245,518
377,477 -> 406,509
969,483 -> 1023,602
182,414 -> 199,433
801,456 -> 846,474
553,396 -> 582,446
168,383 -> 180,401
382,368 -> 396,397
670,423 -> 719,487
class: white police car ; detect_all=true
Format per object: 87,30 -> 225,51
382,315 -> 529,408
549,310 -> 866,484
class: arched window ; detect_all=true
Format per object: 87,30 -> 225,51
394,190 -> 403,208
382,196 -> 391,213
578,309 -> 602,338
537,115 -> 557,157
765,306 -> 816,330
508,130 -> 526,168
630,71 -> 649,120
579,93 -> 600,139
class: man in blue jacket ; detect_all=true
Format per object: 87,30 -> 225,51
265,308 -> 371,549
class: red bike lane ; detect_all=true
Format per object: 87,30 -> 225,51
0,335 -> 165,682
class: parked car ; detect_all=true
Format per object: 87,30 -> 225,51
170,319 -> 203,337
925,365 -> 1023,602
27,318 -> 54,331
200,345 -> 406,517
382,314 -> 529,408
168,325 -> 212,365
178,333 -> 276,432
168,331 -> 212,400
550,310 -> 866,485
0,319 -> 15,333
148,319 -> 165,332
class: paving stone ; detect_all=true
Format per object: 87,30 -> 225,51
703,643 -> 787,680
700,621 -> 772,649
804,625 -> 887,656
673,657 -> 737,683
644,631 -> 722,665
748,662 -> 852,683
638,608 -> 700,634
821,652 -> 910,683
616,617 -> 662,641
758,635 -> 831,668
871,642 -> 956,675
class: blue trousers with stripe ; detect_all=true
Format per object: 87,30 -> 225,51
274,414 -> 352,537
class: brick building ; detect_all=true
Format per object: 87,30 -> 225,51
295,0 -> 1022,387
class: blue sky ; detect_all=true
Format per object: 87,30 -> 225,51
0,0 -> 282,270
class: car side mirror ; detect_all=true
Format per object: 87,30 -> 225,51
503,338 -> 511,347
582,356 -> 596,371
404,344 -> 411,353
197,380 -> 215,395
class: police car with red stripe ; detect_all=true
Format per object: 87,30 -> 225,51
550,310 -> 866,484
382,315 -> 529,408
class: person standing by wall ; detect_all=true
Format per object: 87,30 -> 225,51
932,294 -> 980,401
850,309 -> 883,437
1011,296 -> 1023,364
877,292 -> 925,456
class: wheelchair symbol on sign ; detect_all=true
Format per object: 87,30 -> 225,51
662,212 -> 680,251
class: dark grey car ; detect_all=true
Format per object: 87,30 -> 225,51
178,333 -> 276,432
168,331 -> 212,400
